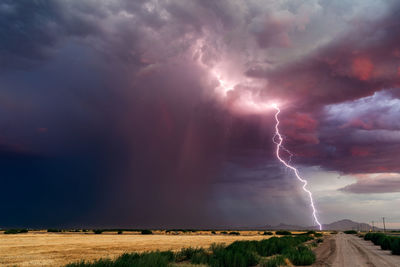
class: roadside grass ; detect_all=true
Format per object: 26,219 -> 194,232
65,235 -> 316,267
260,255 -> 286,267
282,245 -> 316,265
364,232 -> 400,255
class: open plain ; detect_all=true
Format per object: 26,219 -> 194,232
0,231 -> 268,266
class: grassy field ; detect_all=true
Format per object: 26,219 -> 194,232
0,230 -> 275,266
66,235 -> 316,267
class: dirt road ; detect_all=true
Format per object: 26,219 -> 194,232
313,232 -> 400,267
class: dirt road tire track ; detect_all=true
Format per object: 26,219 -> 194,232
312,237 -> 337,266
312,233 -> 400,267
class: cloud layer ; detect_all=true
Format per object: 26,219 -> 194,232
1,0 -> 400,227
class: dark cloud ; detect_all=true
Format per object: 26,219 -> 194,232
1,0 -> 400,228
0,0 -> 104,70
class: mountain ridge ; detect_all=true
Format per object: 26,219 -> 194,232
265,219 -> 374,231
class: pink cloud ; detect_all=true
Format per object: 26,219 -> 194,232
340,173 -> 400,194
340,118 -> 373,130
350,146 -> 371,157
351,57 -> 374,81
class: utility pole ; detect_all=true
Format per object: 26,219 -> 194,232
382,217 -> 386,233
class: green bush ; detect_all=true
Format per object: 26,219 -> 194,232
117,230 -> 123,235
364,233 -> 400,255
47,229 -> 62,233
176,247 -> 206,262
283,245 -> 315,265
262,255 -> 286,267
229,231 -> 240,235
263,231 -> 273,235
380,236 -> 392,250
276,231 -> 291,235
191,251 -> 210,264
257,236 -> 311,257
343,230 -> 357,234
66,251 -> 173,267
93,230 -> 103,234
314,233 -> 323,237
211,231 -> 216,234
212,241 -> 258,267
392,238 -> 400,255
4,229 -> 28,234
141,230 -> 153,235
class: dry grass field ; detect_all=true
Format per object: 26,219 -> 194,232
0,230 -> 272,267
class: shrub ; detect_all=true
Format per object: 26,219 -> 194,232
262,255 -> 286,267
211,231 -> 216,234
276,231 -> 292,236
93,230 -> 103,234
174,247 -> 210,264
314,233 -> 323,237
263,231 -> 273,235
229,231 -> 240,235
141,230 -> 153,235
191,250 -> 210,264
380,236 -> 392,250
66,251 -> 173,267
221,231 -> 228,235
4,229 -> 28,234
175,247 -> 206,262
283,245 -> 315,265
343,230 -> 357,234
118,230 -> 123,235
392,238 -> 400,255
306,231 -> 316,235
47,229 -> 62,233
213,241 -> 258,267
364,233 -> 400,255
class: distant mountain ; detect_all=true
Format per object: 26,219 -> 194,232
265,219 -> 374,231
322,219 -> 372,231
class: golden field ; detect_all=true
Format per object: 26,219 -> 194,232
0,230 -> 275,267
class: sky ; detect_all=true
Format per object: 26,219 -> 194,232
1,0 -> 400,229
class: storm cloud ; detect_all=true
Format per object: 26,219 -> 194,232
1,0 -> 400,228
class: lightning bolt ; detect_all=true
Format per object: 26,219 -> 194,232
272,104 -> 322,230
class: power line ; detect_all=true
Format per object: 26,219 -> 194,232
382,217 -> 386,233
